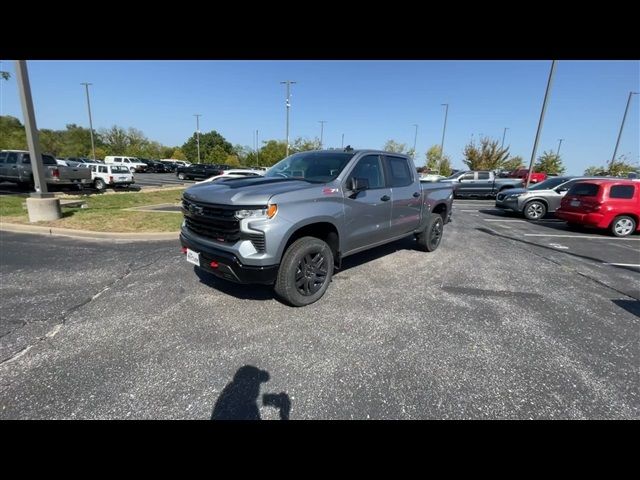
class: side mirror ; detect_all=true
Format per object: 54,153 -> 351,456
349,177 -> 369,194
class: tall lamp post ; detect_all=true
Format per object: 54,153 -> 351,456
439,104 -> 449,173
319,120 -> 326,149
525,60 -> 557,188
610,91 -> 639,170
81,82 -> 96,160
280,80 -> 296,157
501,127 -> 509,149
412,124 -> 419,158
556,138 -> 564,156
194,114 -> 202,162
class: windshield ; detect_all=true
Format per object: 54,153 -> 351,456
264,151 -> 355,183
528,177 -> 570,191
444,171 -> 464,180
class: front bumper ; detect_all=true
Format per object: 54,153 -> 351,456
495,196 -> 522,212
180,232 -> 278,285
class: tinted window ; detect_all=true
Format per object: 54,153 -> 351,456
461,173 -> 475,180
477,172 -> 490,180
22,154 -> 57,165
528,177 -> 570,190
569,183 -> 600,196
6,153 -> 18,164
610,185 -> 635,199
0,152 -> 6,163
114,158 -> 122,162
385,156 -> 413,187
99,166 -> 108,173
347,155 -> 384,189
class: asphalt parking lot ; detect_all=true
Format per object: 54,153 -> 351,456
0,199 -> 638,419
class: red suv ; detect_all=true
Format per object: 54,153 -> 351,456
556,179 -> 640,237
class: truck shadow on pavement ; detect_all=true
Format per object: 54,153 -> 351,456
612,299 -> 640,318
211,365 -> 291,420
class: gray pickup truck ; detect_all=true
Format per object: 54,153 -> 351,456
0,150 -> 92,189
180,149 -> 453,306
440,170 -> 523,198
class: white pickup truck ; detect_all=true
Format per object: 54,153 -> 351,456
85,163 -> 135,190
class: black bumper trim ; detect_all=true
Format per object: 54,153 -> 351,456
180,232 -> 278,285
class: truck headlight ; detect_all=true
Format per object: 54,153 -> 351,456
235,204 -> 278,220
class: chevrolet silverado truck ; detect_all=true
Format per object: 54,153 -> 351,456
180,149 -> 454,306
440,170 -> 523,198
0,150 -> 92,189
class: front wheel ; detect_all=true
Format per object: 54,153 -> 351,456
523,200 -> 547,220
274,236 -> 334,307
416,214 -> 444,252
178,172 -> 186,180
610,215 -> 636,237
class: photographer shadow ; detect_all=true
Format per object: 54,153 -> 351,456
211,365 -> 291,420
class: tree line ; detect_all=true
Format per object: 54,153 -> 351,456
2,115 -> 636,176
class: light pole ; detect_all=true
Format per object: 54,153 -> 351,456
501,127 -> 509,149
439,104 -> 449,173
280,80 -> 296,157
556,138 -> 564,156
610,91 -> 639,170
194,114 -> 202,163
319,120 -> 326,149
412,124 -> 419,158
81,82 -> 96,160
341,133 -> 344,149
526,60 -> 557,188
256,129 -> 260,166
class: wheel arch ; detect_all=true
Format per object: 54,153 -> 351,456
278,221 -> 341,268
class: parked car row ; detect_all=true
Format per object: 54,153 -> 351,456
495,175 -> 639,237
0,150 -> 92,189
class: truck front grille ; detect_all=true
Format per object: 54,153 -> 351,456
182,199 -> 240,243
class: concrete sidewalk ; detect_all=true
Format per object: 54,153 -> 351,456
0,221 -> 179,241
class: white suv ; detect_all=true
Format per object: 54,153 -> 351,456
86,163 -> 135,190
104,156 -> 147,173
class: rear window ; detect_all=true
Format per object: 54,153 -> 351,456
610,185 -> 635,199
22,153 -> 57,165
568,183 -> 600,196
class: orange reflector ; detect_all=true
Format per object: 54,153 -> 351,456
267,204 -> 278,218
210,261 -> 219,268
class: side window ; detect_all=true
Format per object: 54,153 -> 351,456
22,154 -> 31,164
385,156 -> 413,187
461,173 -> 475,181
0,152 -> 7,164
477,172 -> 490,180
114,158 -> 122,162
124,159 -> 130,163
99,166 -> 107,173
90,165 -> 96,172
6,152 -> 18,164
346,155 -> 384,189
610,185 -> 635,199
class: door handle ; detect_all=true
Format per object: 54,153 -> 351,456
412,192 -> 420,198
380,195 -> 391,202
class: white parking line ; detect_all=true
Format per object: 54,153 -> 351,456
608,242 -> 640,252
524,234 -> 640,240
484,219 -> 525,222
602,263 -> 640,268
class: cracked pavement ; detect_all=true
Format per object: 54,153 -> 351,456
0,201 -> 638,419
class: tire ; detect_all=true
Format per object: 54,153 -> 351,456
610,215 -> 636,238
178,172 -> 185,180
94,178 -> 106,191
416,214 -> 444,252
130,167 -> 136,174
523,200 -> 547,220
274,236 -> 334,307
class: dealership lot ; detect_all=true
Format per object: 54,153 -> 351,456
0,199 -> 638,419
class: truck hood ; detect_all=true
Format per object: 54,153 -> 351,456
183,176 -> 317,206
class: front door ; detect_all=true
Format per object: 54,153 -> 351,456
342,154 -> 392,254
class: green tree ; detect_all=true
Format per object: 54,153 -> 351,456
584,155 -> 637,177
462,136 -> 510,170
181,130 -> 234,163
259,140 -> 288,166
100,126 -> 130,155
170,148 -> 187,160
535,150 -> 566,174
292,137 -> 321,153
503,155 -> 525,172
225,155 -> 241,167
383,139 -> 408,153
0,116 -> 27,150
424,144 -> 451,174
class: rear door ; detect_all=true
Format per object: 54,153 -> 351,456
456,171 -> 477,194
342,154 -> 392,253
607,183 -> 638,218
0,151 -> 7,177
4,152 -> 20,179
383,154 -> 422,237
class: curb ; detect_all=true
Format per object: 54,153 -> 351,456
0,222 -> 179,242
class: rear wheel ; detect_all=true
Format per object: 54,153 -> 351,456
178,172 -> 186,180
610,215 -> 636,237
416,214 -> 444,252
94,178 -> 106,191
130,167 -> 136,174
274,236 -> 334,307
524,200 -> 547,220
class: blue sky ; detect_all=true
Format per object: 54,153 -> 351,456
0,60 -> 638,174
